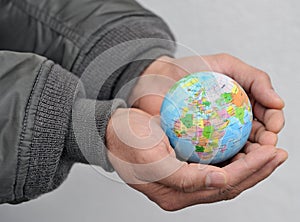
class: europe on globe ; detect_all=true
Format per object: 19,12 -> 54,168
160,71 -> 253,164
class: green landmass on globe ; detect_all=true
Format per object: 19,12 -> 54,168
160,71 -> 253,164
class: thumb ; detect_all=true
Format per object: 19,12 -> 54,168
158,162 -> 228,192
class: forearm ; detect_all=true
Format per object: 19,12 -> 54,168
0,51 -> 125,204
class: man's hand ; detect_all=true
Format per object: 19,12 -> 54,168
130,54 -> 285,147
106,108 -> 287,211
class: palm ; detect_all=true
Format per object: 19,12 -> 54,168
106,108 -> 287,211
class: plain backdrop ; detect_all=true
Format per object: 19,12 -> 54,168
1,0 -> 299,221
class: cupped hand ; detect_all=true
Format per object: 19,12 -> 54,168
130,54 -> 285,147
106,108 -> 287,211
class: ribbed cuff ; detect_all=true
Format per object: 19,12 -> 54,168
18,60 -> 126,201
20,62 -> 80,199
65,98 -> 126,172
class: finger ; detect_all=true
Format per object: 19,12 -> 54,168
231,143 -> 272,170
221,141 -> 261,166
223,145 -> 277,185
224,148 -> 288,197
243,142 -> 261,154
109,139 -> 226,187
130,182 -> 222,211
253,102 -> 285,133
160,142 -> 277,193
134,148 -> 288,211
158,163 -> 228,192
249,120 -> 278,145
131,149 -> 288,211
204,54 -> 284,109
230,153 -> 246,162
233,142 -> 272,163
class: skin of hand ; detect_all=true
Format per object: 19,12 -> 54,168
106,54 -> 288,211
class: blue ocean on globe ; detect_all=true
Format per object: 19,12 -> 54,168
160,71 -> 253,164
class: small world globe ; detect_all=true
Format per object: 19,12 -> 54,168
160,71 -> 253,164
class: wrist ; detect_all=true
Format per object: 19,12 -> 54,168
140,56 -> 175,77
129,56 -> 177,114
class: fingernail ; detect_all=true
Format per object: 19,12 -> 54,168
205,172 -> 227,188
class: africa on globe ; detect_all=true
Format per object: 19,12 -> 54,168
160,71 -> 253,164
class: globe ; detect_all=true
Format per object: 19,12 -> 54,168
160,71 -> 253,164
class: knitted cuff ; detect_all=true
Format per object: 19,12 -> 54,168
65,98 -> 126,172
17,61 -> 125,201
18,62 -> 80,200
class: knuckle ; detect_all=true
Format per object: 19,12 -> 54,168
177,170 -> 197,193
217,53 -> 232,59
256,70 -> 271,82
180,177 -> 195,193
215,53 -> 237,72
220,185 -> 242,201
158,200 -> 179,212
242,157 -> 259,174
147,193 -> 179,211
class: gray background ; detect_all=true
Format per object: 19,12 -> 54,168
1,0 -> 299,221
